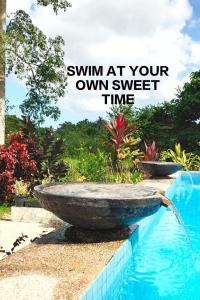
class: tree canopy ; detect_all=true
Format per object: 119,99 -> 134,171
6,10 -> 67,124
37,0 -> 71,14
0,0 -> 71,129
175,70 -> 200,124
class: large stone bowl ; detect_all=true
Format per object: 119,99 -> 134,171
137,161 -> 182,177
34,182 -> 163,230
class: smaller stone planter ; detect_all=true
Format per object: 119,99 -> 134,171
137,161 -> 182,177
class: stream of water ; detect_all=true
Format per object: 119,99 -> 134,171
169,202 -> 197,262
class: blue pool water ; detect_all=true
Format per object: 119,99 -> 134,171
109,172 -> 200,300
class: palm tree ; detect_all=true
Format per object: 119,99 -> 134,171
0,0 -> 6,145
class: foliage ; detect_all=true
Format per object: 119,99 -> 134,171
5,115 -> 23,137
161,143 -> 200,171
37,0 -> 71,14
6,10 -> 67,124
14,180 -> 29,196
1,116 -> 69,202
131,71 -> 200,153
104,113 -> 138,156
117,147 -> 142,163
105,159 -> 143,184
77,147 -> 108,182
132,102 -> 178,150
0,130 -> 38,203
106,170 -> 142,184
69,146 -> 142,184
39,128 -> 69,181
175,71 -> 200,124
57,118 -> 108,157
0,205 -> 11,219
20,117 -> 68,183
64,157 -> 80,182
107,104 -> 135,123
143,140 -> 159,161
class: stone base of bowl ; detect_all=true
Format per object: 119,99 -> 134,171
137,161 -> 182,177
64,224 -> 138,243
34,182 -> 163,230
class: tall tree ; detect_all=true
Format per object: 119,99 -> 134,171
0,0 -> 6,145
7,10 -> 67,124
0,0 -> 71,144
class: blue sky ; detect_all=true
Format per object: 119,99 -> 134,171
183,0 -> 200,40
6,0 -> 200,127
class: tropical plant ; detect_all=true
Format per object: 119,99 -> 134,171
75,146 -> 143,184
39,128 -> 69,181
161,143 -> 199,170
21,117 -> 69,183
104,113 -> 138,156
143,140 -> 159,161
0,130 -> 38,203
106,168 -> 143,184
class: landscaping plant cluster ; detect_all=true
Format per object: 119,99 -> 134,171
0,130 -> 38,203
0,117 -> 69,203
1,91 -> 200,204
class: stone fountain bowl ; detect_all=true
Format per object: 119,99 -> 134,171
34,182 -> 163,230
137,161 -> 182,177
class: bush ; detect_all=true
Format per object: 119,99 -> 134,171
161,143 -> 200,171
74,147 -> 143,184
0,130 -> 38,203
19,117 -> 69,184
77,147 -> 108,182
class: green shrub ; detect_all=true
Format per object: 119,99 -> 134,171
63,158 -> 81,182
77,147 -> 108,182
74,147 -> 143,184
106,169 -> 143,184
161,143 -> 200,171
0,205 -> 11,219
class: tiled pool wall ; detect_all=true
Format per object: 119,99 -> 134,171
80,227 -> 139,300
80,172 -> 199,300
80,210 -> 166,300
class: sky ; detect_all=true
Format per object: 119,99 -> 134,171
6,0 -> 200,127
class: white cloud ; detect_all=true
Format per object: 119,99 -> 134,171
7,0 -> 200,119
7,0 -> 33,15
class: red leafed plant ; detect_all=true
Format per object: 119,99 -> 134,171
104,113 -> 137,154
143,140 -> 159,161
0,130 -> 38,203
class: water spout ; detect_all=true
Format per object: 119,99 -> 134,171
155,190 -> 172,207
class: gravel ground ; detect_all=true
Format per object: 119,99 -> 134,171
0,234 -> 123,300
0,275 -> 58,300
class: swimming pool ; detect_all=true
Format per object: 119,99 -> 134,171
81,172 -> 200,300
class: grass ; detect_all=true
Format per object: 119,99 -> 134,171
0,205 -> 11,219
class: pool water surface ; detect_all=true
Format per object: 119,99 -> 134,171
110,172 -> 200,300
